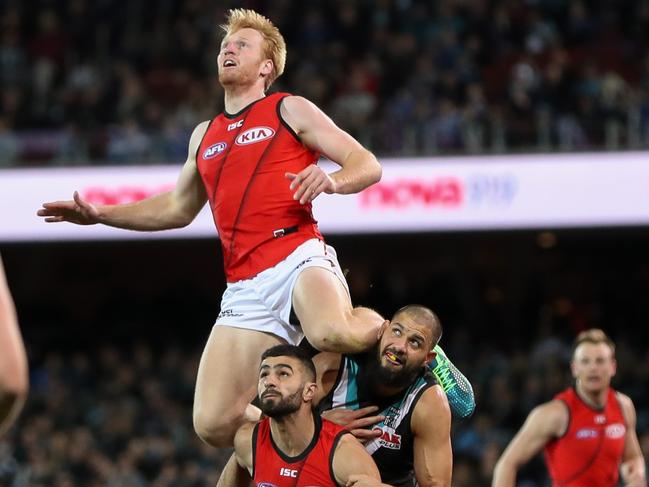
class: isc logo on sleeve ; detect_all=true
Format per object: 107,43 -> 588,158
228,120 -> 243,131
279,468 -> 298,478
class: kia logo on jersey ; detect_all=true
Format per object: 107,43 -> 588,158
203,142 -> 227,159
605,424 -> 626,439
235,126 -> 275,146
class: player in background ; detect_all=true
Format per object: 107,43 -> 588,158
218,345 -> 389,487
0,255 -> 28,436
492,329 -> 646,487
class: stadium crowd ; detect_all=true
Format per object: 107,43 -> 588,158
0,337 -> 647,486
2,0 -> 649,165
2,234 -> 649,486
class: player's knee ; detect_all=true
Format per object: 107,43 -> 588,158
304,325 -> 349,353
193,408 -> 239,448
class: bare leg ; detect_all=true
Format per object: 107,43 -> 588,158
292,266 -> 384,353
193,325 -> 283,447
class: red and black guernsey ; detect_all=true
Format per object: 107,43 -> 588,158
544,387 -> 627,487
252,415 -> 348,487
196,92 -> 324,282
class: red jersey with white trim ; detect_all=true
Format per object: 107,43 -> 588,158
252,416 -> 347,487
196,92 -> 323,282
543,387 -> 626,487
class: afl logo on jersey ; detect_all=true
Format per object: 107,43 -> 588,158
235,126 -> 275,146
257,484 -> 277,487
605,423 -> 626,439
576,428 -> 599,439
203,142 -> 227,159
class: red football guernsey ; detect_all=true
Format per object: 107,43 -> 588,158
196,92 -> 324,282
252,416 -> 348,487
544,387 -> 627,487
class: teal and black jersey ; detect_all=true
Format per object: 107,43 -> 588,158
317,353 -> 437,487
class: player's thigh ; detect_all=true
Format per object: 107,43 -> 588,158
292,265 -> 353,330
194,325 -> 284,413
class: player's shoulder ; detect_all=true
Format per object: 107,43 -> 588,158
234,420 -> 257,450
529,399 -> 569,434
188,120 -> 211,146
280,95 -> 322,117
615,390 -> 634,408
412,384 -> 451,428
615,391 -> 637,419
334,429 -> 362,452
533,398 -> 569,418
418,384 -> 451,411
193,120 -> 211,137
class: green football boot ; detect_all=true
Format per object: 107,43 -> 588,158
429,345 -> 475,420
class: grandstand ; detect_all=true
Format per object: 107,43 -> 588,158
1,1 -> 649,486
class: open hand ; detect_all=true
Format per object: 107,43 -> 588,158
322,406 -> 384,442
286,164 -> 336,204
37,191 -> 100,225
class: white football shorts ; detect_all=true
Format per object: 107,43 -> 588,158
214,238 -> 350,345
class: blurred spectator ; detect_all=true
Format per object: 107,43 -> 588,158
1,0 -> 649,166
1,331 -> 645,485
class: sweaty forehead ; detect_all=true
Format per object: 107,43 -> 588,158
574,342 -> 613,360
260,355 -> 297,369
390,314 -> 433,340
223,27 -> 264,45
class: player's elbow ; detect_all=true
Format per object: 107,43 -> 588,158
169,211 -> 194,229
417,475 -> 450,487
0,372 -> 28,429
492,456 -> 518,485
0,351 -> 29,397
166,203 -> 197,229
0,380 -> 28,401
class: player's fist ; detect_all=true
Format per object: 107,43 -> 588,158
286,164 -> 336,204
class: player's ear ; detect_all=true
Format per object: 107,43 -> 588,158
303,382 -> 317,401
260,59 -> 273,77
570,360 -> 578,379
424,349 -> 436,366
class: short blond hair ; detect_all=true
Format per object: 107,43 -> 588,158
573,328 -> 616,357
220,9 -> 286,90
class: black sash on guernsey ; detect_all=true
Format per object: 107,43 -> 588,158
318,352 -> 437,487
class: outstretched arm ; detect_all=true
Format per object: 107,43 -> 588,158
280,96 -> 381,205
0,255 -> 28,435
38,121 -> 210,231
411,386 -> 452,487
492,400 -> 568,487
618,393 -> 647,487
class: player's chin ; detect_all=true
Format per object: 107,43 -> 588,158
261,394 -> 281,405
583,377 -> 605,390
218,73 -> 239,86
